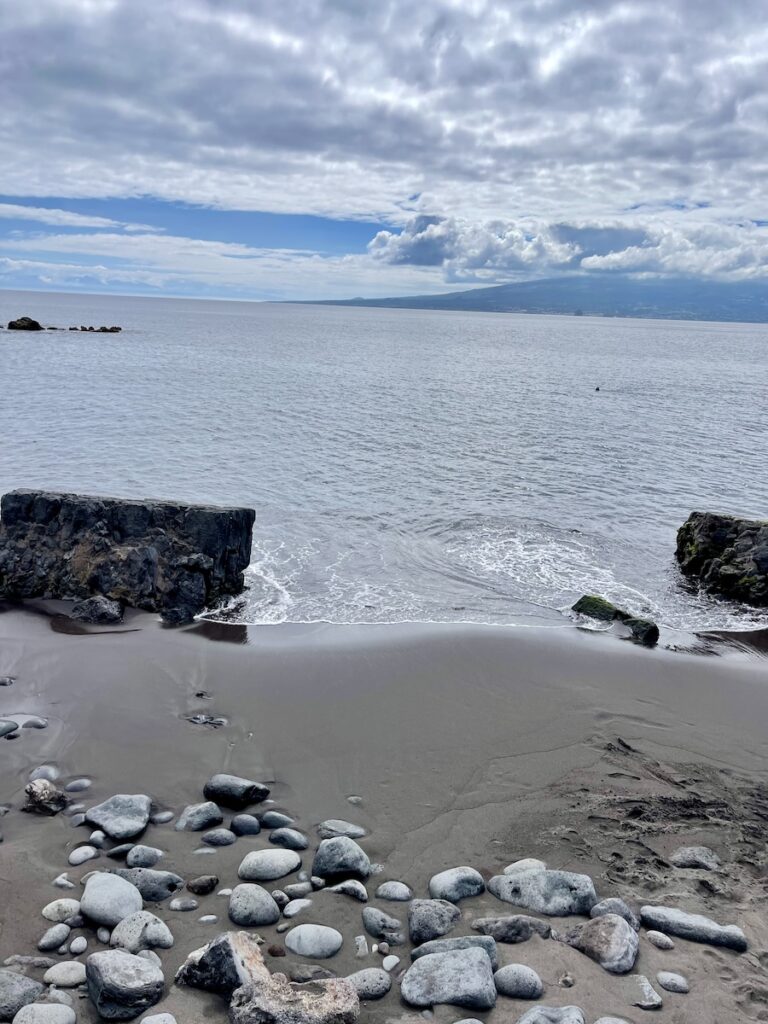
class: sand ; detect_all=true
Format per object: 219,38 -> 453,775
1,601 -> 768,1022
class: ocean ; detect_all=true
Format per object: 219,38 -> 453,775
1,289 -> 766,634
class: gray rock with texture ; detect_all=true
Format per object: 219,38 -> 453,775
12,1008 -> 76,1024
362,907 -> 405,944
669,845 -> 721,871
629,974 -> 663,1009
676,511 -> 768,607
81,873 -> 143,928
0,968 -> 45,1020
656,970 -> 689,993
317,819 -> 366,840
285,924 -> 343,959
639,905 -> 747,951
203,774 -> 269,810
488,869 -> 597,916
590,898 -> 639,930
238,849 -> 301,882
113,869 -> 184,902
269,828 -> 309,851
231,814 -> 261,836
560,914 -> 638,974
312,837 -> 371,881
38,923 -> 71,951
228,884 -> 281,927
409,899 -> 461,945
0,489 -> 255,624
400,947 -> 496,1009
471,914 -> 551,944
71,594 -> 123,624
175,932 -> 260,996
110,911 -> 174,953
328,879 -> 367,902
646,930 -> 674,949
175,801 -> 222,832
85,795 -> 151,840
86,949 -> 164,1020
346,967 -> 392,1000
494,964 -> 543,999
429,866 -> 485,903
411,936 -> 499,971
126,846 -> 162,869
375,881 -> 412,901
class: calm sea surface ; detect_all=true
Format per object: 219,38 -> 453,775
1,290 -> 767,633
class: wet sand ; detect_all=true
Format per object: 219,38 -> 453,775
2,603 -> 768,1022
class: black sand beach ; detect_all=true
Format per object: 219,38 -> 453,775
2,604 -> 768,1021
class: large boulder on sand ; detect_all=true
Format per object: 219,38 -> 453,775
676,511 -> 768,606
0,489 -> 255,624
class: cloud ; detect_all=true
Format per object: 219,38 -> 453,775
0,202 -> 159,232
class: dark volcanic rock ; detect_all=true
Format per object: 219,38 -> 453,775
676,511 -> 768,606
572,595 -> 659,646
203,774 -> 270,809
0,489 -> 255,624
71,594 -> 123,624
8,316 -> 42,330
176,931 -> 260,996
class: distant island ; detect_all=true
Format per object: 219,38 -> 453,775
308,274 -> 768,324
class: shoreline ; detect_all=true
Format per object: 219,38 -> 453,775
2,604 -> 767,1021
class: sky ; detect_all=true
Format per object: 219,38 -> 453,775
1,0 -> 767,301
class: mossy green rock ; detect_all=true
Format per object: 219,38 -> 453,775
572,595 -> 659,647
677,512 -> 768,606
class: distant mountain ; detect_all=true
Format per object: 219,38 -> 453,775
312,275 -> 768,323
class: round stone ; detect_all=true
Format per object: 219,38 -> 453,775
229,884 -> 281,926
260,811 -> 294,829
503,858 -> 547,874
80,872 -> 143,928
646,930 -> 675,950
126,845 -> 163,868
376,881 -> 413,901
43,961 -> 87,987
494,964 -> 543,999
68,846 -> 99,866
347,967 -> 392,1000
283,898 -> 312,918
269,828 -> 309,851
429,866 -> 485,903
285,924 -> 343,959
202,827 -> 237,847
69,936 -> 88,955
238,849 -> 301,881
231,814 -> 261,836
656,970 -> 689,994
312,837 -> 371,880
38,924 -> 71,951
42,899 -> 81,923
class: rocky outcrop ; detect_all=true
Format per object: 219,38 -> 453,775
676,511 -> 768,606
7,316 -> 42,330
0,490 -> 255,624
571,595 -> 659,646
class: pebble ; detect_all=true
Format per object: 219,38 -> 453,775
429,866 -> 485,903
65,778 -> 92,793
317,819 -> 367,839
175,801 -> 223,832
149,810 -> 174,825
287,963 -> 336,982
106,844 -> 135,860
260,811 -> 294,829
38,924 -> 71,951
363,906 -> 405,944
199,915 -> 218,924
90,830 -> 108,849
42,899 -> 81,923
382,954 -> 400,972
85,794 -> 152,840
630,974 -> 663,1010
68,845 -> 99,866
646,930 -> 675,950
238,849 -> 301,881
328,879 -> 368,902
97,927 -> 112,943
110,911 -> 174,952
231,814 -> 261,836
80,872 -> 143,928
312,837 -> 371,880
112,867 -> 184,902
229,884 -> 281,927
269,827 -> 309,851
639,905 -> 747,951
493,964 -> 543,999
346,967 -> 392,999
669,845 -> 721,871
285,924 -> 344,959
0,720 -> 19,739
53,874 -> 75,890
284,882 -> 313,899
187,875 -> 219,895
202,828 -> 237,847
29,765 -> 60,782
283,899 -> 312,918
43,961 -> 87,987
560,914 -> 639,974
408,899 -> 461,945
375,880 -> 413,901
169,898 -> 198,912
126,845 -> 163,868
13,1007 -> 76,1024
218,888 -> 233,897
400,947 -> 496,1009
69,937 -> 87,955
355,935 -> 369,957
656,970 -> 689,993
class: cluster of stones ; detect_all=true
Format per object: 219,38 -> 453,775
0,769 -> 748,1023
4,318 -> 121,332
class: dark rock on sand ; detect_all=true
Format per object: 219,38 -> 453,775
488,869 -> 597,916
558,914 -> 639,974
203,774 -> 269,809
572,595 -> 659,646
639,905 -> 747,951
22,779 -> 68,815
269,827 -> 309,851
187,875 -> 219,896
408,899 -> 461,945
85,794 -> 151,840
312,837 -> 371,881
0,968 -> 45,1020
0,490 -> 255,624
676,510 -> 768,606
231,814 -> 261,836
112,868 -> 184,902
176,932 -> 260,996
86,949 -> 164,1019
7,317 -> 42,330
400,947 -> 496,1009
70,594 -> 123,624
411,935 -> 499,970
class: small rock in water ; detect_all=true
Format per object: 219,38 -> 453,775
269,827 -> 309,851
43,961 -> 87,987
375,880 -> 412,901
80,872 -> 143,928
69,936 -> 87,955
429,866 -> 485,903
38,924 -> 71,951
110,911 -> 174,953
0,676 -> 13,686
229,884 -> 281,927
42,899 -> 80,923
409,899 -> 461,945
85,794 -> 152,840
329,879 -> 368,902
238,849 -> 301,881
559,914 -> 639,974
312,837 -> 371,881
187,875 -> 219,896
260,811 -> 294,829
23,779 -> 68,815
231,814 -> 261,836
646,930 -> 675,950
126,845 -> 163,868
287,963 -> 337,983
169,898 -> 198,912
283,898 -> 313,918
86,949 -> 164,1019
362,907 -> 405,944
400,947 -> 496,1009
516,1009 -> 586,1024
656,970 -> 689,993
471,914 -> 552,944
21,715 -> 48,729
68,845 -> 99,866
669,845 -> 721,871
488,869 -> 597,916
493,964 -> 543,999
630,974 -> 663,1009
346,967 -> 392,1000
202,827 -> 237,847
639,905 -> 747,951
285,924 -> 343,959
317,819 -> 367,839
203,773 -> 270,809
175,801 -> 223,832
411,936 -> 498,971
590,898 -> 639,930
